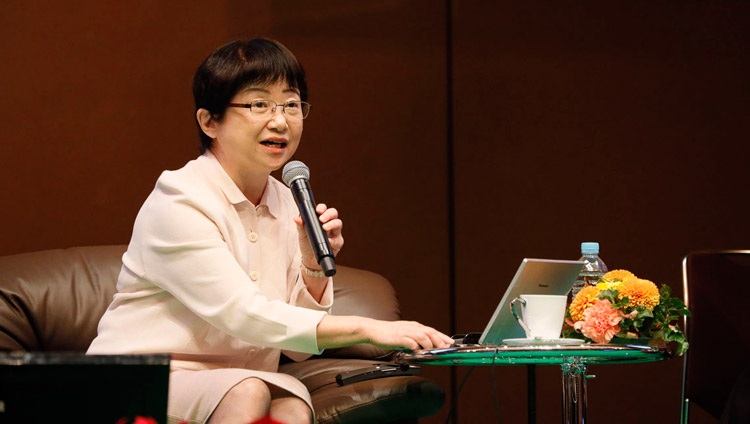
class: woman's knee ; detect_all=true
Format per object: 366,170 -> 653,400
228,378 -> 272,405
270,397 -> 312,424
209,378 -> 272,423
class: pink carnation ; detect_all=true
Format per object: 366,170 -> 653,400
575,299 -> 622,343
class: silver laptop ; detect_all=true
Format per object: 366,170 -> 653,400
478,258 -> 584,345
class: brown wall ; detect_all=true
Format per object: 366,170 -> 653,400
452,3 -> 749,423
2,1 -> 749,423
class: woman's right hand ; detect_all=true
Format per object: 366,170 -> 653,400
317,315 -> 454,351
365,319 -> 455,351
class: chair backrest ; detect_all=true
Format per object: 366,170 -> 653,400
0,245 -> 125,352
681,250 -> 750,422
0,245 -> 400,358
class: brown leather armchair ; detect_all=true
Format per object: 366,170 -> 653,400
0,245 -> 444,423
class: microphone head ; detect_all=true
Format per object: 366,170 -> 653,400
282,160 -> 310,186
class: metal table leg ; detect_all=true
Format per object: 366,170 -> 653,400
561,357 -> 587,424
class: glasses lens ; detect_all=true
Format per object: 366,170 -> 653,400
251,100 -> 271,114
283,101 -> 310,119
284,101 -> 302,117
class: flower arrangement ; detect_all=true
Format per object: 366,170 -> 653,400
563,269 -> 690,355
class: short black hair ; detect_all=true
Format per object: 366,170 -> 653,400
192,38 -> 308,153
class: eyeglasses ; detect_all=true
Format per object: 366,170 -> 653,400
227,100 -> 311,120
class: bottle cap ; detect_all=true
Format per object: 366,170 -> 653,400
581,242 -> 599,254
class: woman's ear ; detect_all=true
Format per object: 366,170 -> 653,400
196,108 -> 218,139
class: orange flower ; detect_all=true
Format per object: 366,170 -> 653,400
576,299 -> 622,343
618,278 -> 660,310
569,285 -> 601,322
601,269 -> 637,283
596,269 -> 637,291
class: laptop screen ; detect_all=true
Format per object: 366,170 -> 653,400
478,258 -> 584,345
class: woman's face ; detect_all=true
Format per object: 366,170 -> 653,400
209,81 -> 303,178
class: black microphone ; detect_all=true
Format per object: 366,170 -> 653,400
282,160 -> 336,277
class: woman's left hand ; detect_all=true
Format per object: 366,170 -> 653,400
295,203 -> 344,271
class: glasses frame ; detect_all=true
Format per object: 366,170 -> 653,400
227,100 -> 311,120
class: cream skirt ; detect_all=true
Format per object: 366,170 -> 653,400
167,365 -> 312,424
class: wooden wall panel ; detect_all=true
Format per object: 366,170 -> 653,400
452,2 -> 750,423
0,1 -> 229,254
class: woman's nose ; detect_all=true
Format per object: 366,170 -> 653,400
266,108 -> 288,130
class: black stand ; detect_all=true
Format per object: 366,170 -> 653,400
527,364 -> 537,424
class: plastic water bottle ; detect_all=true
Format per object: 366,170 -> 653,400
570,242 -> 608,299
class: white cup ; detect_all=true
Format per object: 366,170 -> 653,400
510,294 -> 568,339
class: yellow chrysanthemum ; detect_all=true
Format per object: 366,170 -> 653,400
601,269 -> 637,283
617,278 -> 660,310
596,280 -> 621,291
569,285 -> 602,322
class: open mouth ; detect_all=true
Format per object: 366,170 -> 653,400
260,140 -> 287,149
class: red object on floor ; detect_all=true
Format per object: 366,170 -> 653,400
252,414 -> 285,424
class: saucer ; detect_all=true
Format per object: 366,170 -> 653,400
502,338 -> 586,346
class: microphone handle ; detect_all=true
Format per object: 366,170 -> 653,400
290,179 -> 336,276
319,256 -> 336,277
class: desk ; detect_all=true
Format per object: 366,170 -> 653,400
396,343 -> 673,424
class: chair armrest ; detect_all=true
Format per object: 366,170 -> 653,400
321,266 -> 400,359
279,358 -> 444,424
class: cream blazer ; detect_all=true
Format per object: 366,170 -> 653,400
88,151 -> 333,374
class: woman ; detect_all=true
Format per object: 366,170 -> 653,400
87,38 -> 453,424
